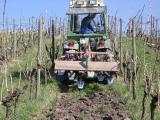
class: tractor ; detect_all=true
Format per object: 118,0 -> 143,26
54,0 -> 119,89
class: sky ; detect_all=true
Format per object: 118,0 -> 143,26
0,0 -> 159,24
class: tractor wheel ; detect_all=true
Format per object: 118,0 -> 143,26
107,73 -> 117,85
66,71 -> 78,88
77,78 -> 85,89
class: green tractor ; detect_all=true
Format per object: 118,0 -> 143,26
55,0 -> 118,89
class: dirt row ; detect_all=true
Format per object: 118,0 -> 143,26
40,90 -> 131,120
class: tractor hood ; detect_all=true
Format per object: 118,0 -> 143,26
67,33 -> 107,39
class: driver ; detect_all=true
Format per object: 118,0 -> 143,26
80,13 -> 96,34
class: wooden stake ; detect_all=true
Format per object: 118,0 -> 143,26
5,18 -> 9,59
10,74 -> 13,93
49,17 -> 52,38
156,19 -> 158,49
31,17 -> 34,46
4,62 -> 8,92
51,20 -> 55,71
128,19 -> 131,37
18,61 -> 21,88
108,15 -> 110,31
29,62 -> 33,100
132,19 -> 137,100
158,73 -> 160,112
13,19 -> 17,59
29,18 -> 31,46
114,16 -> 117,48
1,77 -> 4,101
119,18 -> 123,73
1,0 -> 7,56
44,68 -> 47,86
36,18 -> 43,97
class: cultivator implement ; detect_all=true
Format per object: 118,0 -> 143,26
55,51 -> 118,72
55,60 -> 118,72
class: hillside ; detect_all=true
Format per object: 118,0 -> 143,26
0,36 -> 159,120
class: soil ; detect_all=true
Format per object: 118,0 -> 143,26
40,90 -> 131,120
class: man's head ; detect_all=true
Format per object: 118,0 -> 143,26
88,13 -> 96,18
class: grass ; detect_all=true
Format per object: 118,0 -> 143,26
119,38 -> 160,120
10,83 -> 58,120
0,37 -> 59,120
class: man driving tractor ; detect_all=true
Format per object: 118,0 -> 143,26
80,13 -> 97,34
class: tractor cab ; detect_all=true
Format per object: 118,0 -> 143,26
65,0 -> 112,51
69,13 -> 106,34
54,0 -> 118,89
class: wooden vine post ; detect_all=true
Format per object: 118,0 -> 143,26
150,92 -> 158,120
158,73 -> 160,113
156,19 -> 158,49
49,17 -> 52,39
1,0 -> 7,57
128,19 -> 131,37
5,18 -> 9,59
132,19 -> 137,100
13,19 -> 17,59
140,16 -> 143,37
141,75 -> 151,119
36,18 -> 43,98
114,16 -> 117,52
119,18 -> 123,73
29,18 -> 31,46
52,20 -> 55,72
108,15 -> 110,31
1,77 -> 4,101
31,17 -> 34,46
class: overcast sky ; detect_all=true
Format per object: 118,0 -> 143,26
0,0 -> 159,24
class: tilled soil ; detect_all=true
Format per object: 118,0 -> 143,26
40,90 -> 131,120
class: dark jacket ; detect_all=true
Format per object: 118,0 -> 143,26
81,16 -> 95,32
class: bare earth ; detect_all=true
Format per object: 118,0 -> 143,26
40,90 -> 131,120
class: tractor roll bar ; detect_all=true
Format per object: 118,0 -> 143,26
67,7 -> 105,14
